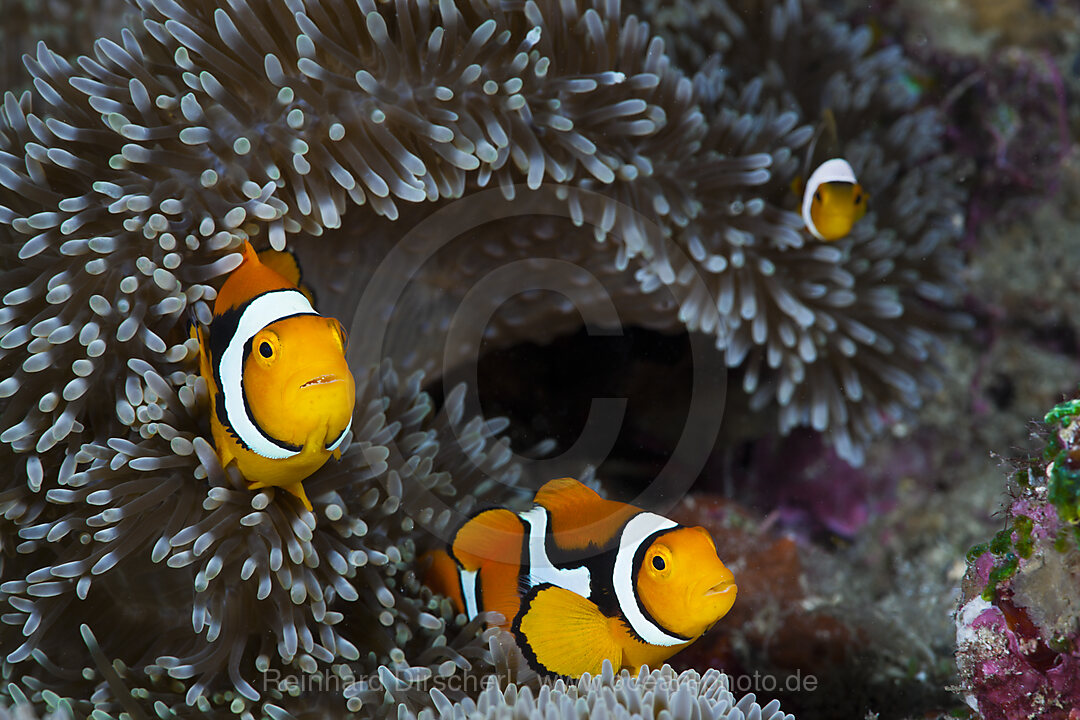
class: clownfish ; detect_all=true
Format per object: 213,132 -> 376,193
191,242 -> 355,511
799,158 -> 868,241
423,478 -> 737,678
791,110 -> 868,241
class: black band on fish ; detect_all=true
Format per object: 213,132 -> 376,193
613,513 -> 692,647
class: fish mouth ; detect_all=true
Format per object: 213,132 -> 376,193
705,580 -> 736,597
300,374 -> 342,389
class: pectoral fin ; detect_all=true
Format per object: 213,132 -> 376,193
216,441 -> 235,470
248,479 -> 313,512
514,584 -> 622,678
285,481 -> 313,512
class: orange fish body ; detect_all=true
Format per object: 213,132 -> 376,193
424,478 -> 737,678
193,242 -> 355,510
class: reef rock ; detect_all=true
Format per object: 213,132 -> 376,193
956,398 -> 1080,719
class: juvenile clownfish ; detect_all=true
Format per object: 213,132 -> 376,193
191,242 -> 355,511
799,158 -> 868,241
423,478 -> 737,678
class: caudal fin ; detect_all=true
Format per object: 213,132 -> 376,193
420,550 -> 465,614
451,508 -> 525,629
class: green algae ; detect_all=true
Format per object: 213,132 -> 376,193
974,398 -> 1080,601
1043,433 -> 1062,461
982,552 -> 1018,602
1012,515 -> 1035,558
1044,398 -> 1080,428
966,542 -> 989,564
1047,454 -> 1080,523
989,528 -> 1012,555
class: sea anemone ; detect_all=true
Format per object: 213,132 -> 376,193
400,662 -> 795,720
1,657 -> 797,720
1,358 -> 526,717
617,0 -> 971,463
287,0 -> 971,464
0,0 -> 966,463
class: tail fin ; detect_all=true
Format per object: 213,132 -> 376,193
420,550 -> 466,614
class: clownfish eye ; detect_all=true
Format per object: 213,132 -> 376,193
259,341 -> 274,359
652,555 -> 666,571
854,194 -> 863,205
813,191 -> 822,203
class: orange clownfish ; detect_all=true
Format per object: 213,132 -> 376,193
191,242 -> 355,511
799,158 -> 868,241
423,478 -> 737,678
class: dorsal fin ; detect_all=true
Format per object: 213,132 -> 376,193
257,248 -> 301,287
213,242 -> 291,313
533,478 -> 638,552
257,248 -> 315,305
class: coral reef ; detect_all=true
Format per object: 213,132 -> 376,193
956,398 -> 1080,719
928,46 -> 1069,245
850,0 -> 1076,245
728,430 -> 905,540
669,492 -> 959,719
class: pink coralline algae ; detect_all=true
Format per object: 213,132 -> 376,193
956,596 -> 1080,719
955,398 -> 1080,719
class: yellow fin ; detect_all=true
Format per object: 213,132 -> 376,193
248,479 -> 312,512
285,481 -> 313,512
257,248 -> 315,305
514,584 -> 622,678
217,438 -> 235,470
257,248 -> 301,286
533,478 -> 637,551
